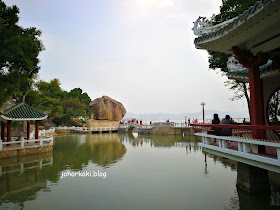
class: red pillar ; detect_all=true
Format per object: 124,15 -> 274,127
248,65 -> 265,139
232,47 -> 268,153
202,106 -> 205,124
35,121 -> 39,140
1,121 -> 5,141
7,120 -> 11,145
27,121 -> 30,140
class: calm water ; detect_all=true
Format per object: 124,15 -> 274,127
0,133 -> 280,209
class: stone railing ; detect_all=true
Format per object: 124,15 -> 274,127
0,136 -> 53,150
191,124 -> 280,172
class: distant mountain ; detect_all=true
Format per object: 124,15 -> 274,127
124,109 -> 249,121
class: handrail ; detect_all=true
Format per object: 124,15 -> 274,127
0,136 -> 53,150
190,124 -> 280,142
190,123 -> 280,130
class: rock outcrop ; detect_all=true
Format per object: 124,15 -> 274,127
89,96 -> 126,121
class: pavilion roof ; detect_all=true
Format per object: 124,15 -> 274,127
227,62 -> 280,81
193,0 -> 280,55
0,103 -> 47,121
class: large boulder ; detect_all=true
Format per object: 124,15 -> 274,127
89,96 -> 126,121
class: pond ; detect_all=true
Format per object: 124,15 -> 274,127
0,133 -> 280,209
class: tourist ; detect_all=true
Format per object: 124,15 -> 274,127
243,118 -> 246,124
221,115 -> 233,136
195,118 -> 198,123
211,113 -> 221,135
188,118 -> 190,125
150,121 -> 152,125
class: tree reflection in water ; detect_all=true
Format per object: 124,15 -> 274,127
1,133 -> 280,209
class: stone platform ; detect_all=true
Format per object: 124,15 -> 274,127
0,145 -> 53,159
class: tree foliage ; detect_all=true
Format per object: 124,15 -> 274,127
214,0 -> 259,25
0,1 -> 44,106
26,79 -> 92,125
208,0 -> 259,72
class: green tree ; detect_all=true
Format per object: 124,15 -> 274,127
68,88 -> 91,117
26,79 -> 91,125
0,1 -> 44,106
207,0 -> 258,115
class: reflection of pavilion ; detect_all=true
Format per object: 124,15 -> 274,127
0,152 -> 53,206
192,1 -> 280,192
0,102 -> 53,158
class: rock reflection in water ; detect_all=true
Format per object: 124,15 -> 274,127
86,134 -> 126,168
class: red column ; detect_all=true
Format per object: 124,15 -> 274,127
202,106 -> 205,124
248,65 -> 265,139
1,121 -> 5,141
35,121 -> 39,140
27,121 -> 30,140
232,47 -> 268,153
7,120 -> 11,145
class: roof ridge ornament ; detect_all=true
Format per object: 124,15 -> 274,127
192,16 -> 238,37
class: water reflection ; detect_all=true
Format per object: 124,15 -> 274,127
204,150 -> 280,209
0,152 -> 53,206
119,133 -> 201,151
86,134 -> 126,168
53,133 -> 126,170
0,133 -> 280,209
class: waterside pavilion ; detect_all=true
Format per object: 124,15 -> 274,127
0,102 -> 53,158
192,0 -> 280,192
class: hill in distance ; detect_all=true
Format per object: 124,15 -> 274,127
124,109 -> 249,121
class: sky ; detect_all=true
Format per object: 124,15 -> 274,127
4,0 -> 249,116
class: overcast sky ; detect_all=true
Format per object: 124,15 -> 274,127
4,0 -> 249,115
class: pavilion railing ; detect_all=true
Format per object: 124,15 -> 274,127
0,136 -> 53,150
190,124 -> 280,143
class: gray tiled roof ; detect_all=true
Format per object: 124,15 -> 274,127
1,103 -> 47,121
227,62 -> 280,80
194,0 -> 273,45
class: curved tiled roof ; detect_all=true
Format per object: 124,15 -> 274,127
0,103 -> 47,121
227,62 -> 280,81
194,0 -> 274,45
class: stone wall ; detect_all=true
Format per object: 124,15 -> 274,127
86,119 -> 119,128
0,145 -> 53,159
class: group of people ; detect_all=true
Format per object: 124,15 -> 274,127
211,114 -> 233,136
120,119 -> 148,126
